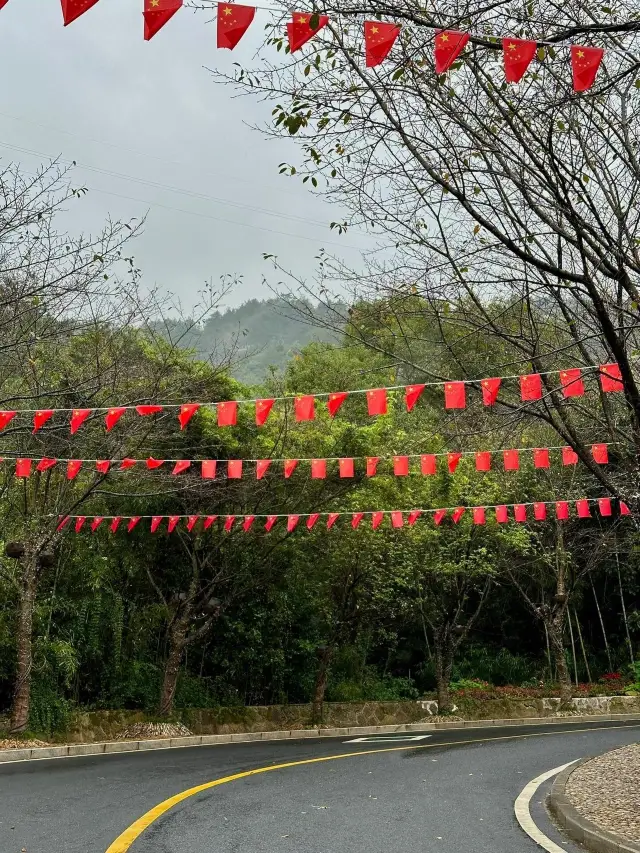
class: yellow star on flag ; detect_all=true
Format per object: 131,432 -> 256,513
150,0 -> 160,6
577,50 -> 585,58
223,5 -> 232,14
508,42 -> 516,50
371,25 -> 379,33
440,33 -> 449,42
297,16 -> 307,23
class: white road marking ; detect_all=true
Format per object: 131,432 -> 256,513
344,735 -> 432,743
514,760 -> 578,852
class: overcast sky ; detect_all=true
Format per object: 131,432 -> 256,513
0,0 -> 374,312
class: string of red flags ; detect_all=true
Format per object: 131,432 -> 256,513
0,364 -> 625,435
5,443 -> 612,481
56,497 -> 632,534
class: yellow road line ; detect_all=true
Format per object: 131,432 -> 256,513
105,723 -> 640,852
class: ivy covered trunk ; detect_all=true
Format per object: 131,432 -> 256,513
311,645 -> 334,724
433,629 -> 455,714
10,552 -> 38,734
158,616 -> 190,718
547,614 -> 572,708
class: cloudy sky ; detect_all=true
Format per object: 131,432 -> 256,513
0,0 -> 374,312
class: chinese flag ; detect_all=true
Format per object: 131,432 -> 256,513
178,403 -> 200,429
224,515 -> 235,532
495,505 -> 509,523
150,516 -> 164,533
67,460 -> 83,480
265,515 -> 278,532
90,517 -> 104,533
592,444 -> 609,464
287,515 -> 300,532
475,451 -> 491,472
620,501 -> 631,516
576,499 -> 591,519
421,454 -> 437,475
408,510 -> 421,526
367,388 -> 387,416
57,516 -> 71,532
562,446 -> 578,466
598,498 -> 612,516
391,511 -> 404,528
187,515 -> 199,532
364,20 -> 400,68
306,513 -> 320,529
201,460 -> 217,479
599,363 -> 623,392
287,12 -> 329,52
327,392 -> 348,417
70,408 -> 92,434
311,459 -> 327,479
559,368 -> 584,397
502,38 -> 536,83
473,506 -> 486,525
404,383 -> 425,412
444,381 -> 466,409
520,373 -> 542,400
172,460 -> 191,475
514,504 -> 527,522
434,30 -> 469,73
96,460 -> 111,474
61,0 -> 100,26
37,458 -> 57,472
256,459 -> 271,479
136,405 -> 163,416
533,448 -> 550,469
109,517 -> 122,533
451,507 -> 465,524
447,452 -> 462,474
255,398 -> 274,425
327,512 -> 340,529
556,501 -> 570,520
366,457 -> 379,477
503,449 -> 519,471
295,395 -> 315,422
351,512 -> 364,529
16,458 -> 32,478
75,517 -> 86,534
571,45 -> 604,92
168,516 -> 181,533
371,511 -> 384,529
217,2 -> 256,49
481,377 -> 501,406
105,407 -> 126,431
33,409 -> 54,433
120,458 -> 137,470
284,459 -> 299,478
203,515 -> 218,530
243,516 -> 256,532
0,411 -> 17,430
433,509 -> 447,525
227,460 -> 243,479
127,517 -> 141,533
393,456 -> 409,476
534,502 -> 547,520
144,0 -> 182,41
217,401 -> 238,426
339,458 -> 354,478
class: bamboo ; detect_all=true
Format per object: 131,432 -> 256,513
591,577 -> 613,671
567,609 -> 579,685
615,549 -> 634,664
573,608 -> 592,683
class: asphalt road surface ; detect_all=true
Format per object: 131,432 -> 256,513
1,720 -> 638,853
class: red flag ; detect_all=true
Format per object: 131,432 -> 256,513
284,459 -> 299,478
119,458 -> 136,471
473,506 -> 486,525
339,458 -> 354,478
287,11 -> 328,52
502,38 -> 536,83
434,30 -> 469,73
167,516 -> 181,533
136,405 -> 163,416
391,511 -> 404,528
57,515 -> 71,532
172,460 -> 191,475
109,517 -> 122,533
571,45 -> 604,92
520,373 -> 542,400
33,410 -> 54,433
372,511 -> 384,529
393,456 -> 409,476
287,515 -> 300,532
217,2 -> 256,49
0,411 -> 16,430
327,512 -> 340,529
96,460 -> 111,474
444,381 -> 466,409
598,498 -> 612,516
366,457 -> 380,477
90,517 -> 104,532
105,407 -> 126,431
36,458 -> 57,472
514,504 -> 527,522
16,458 -> 32,478
74,517 -> 86,533
179,403 -> 200,429
242,515 -> 255,532
533,502 -> 547,521
255,399 -> 275,425
592,444 -> 608,464
256,459 -> 271,479
433,509 -> 447,525
224,515 -> 235,532
408,510 -> 421,526
562,446 -> 578,466
61,0 -> 100,26
327,392 -> 348,417
187,515 -> 199,532
447,452 -> 462,474
311,459 -> 327,479
265,515 -> 278,531
404,384 -> 425,412
555,501 -> 569,520
217,401 -> 238,426
307,513 -> 320,530
451,507 -> 465,524
203,515 -> 217,530
364,20 -> 400,68
295,395 -> 315,422
475,451 -> 491,472
201,460 -> 217,479
421,454 -> 437,475
227,460 -> 243,479
533,448 -> 550,469
495,505 -> 509,523
127,516 -> 141,533
144,0 -> 182,41
620,501 -> 631,516
351,512 -> 364,529
67,460 -> 82,480
151,516 -> 164,533
481,378 -> 501,406
70,408 -> 92,434
599,363 -> 623,392
503,449 -> 519,471
576,499 -> 591,519
366,388 -> 387,416
559,368 -> 584,397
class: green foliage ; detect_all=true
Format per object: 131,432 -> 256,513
453,647 -> 539,686
28,679 -> 72,737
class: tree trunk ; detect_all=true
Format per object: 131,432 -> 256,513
10,554 -> 38,734
158,619 -> 189,718
311,645 -> 333,724
434,630 -> 455,714
547,615 -> 572,707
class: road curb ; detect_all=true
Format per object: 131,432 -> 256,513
548,755 -> 640,853
1,712 -> 639,764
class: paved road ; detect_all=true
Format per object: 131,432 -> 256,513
0,720 -> 638,853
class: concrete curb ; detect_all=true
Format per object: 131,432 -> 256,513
1,712 -> 639,765
548,755 -> 640,853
